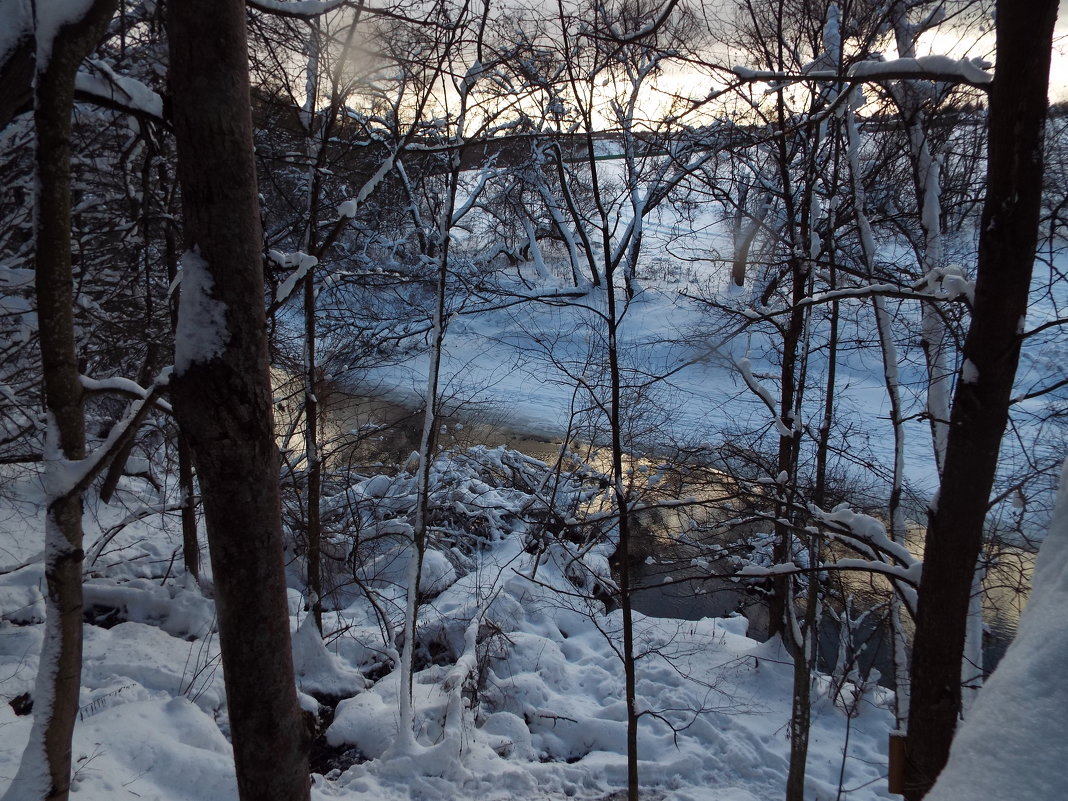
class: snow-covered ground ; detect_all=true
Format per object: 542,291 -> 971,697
1,448 -> 898,801
2,173 -> 1064,801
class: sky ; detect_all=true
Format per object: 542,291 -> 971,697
1053,1 -> 1068,98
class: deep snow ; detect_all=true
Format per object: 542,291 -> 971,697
1,449 -> 900,801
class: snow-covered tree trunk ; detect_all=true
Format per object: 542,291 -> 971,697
890,1 -> 950,476
392,177 -> 445,751
731,182 -> 770,288
2,4 -> 116,800
167,1 -> 311,799
905,2 -> 1057,797
165,225 -> 200,581
845,96 -> 912,727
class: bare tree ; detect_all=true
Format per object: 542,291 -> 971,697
904,1 -> 1059,798
0,4 -> 118,800
167,1 -> 311,799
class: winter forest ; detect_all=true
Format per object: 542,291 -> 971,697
1,1 -> 1066,800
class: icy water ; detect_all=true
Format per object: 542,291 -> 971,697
311,378 -> 1030,687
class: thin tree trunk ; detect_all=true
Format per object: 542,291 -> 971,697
890,4 -> 950,478
605,275 -> 640,801
785,536 -> 819,801
177,433 -> 199,581
845,98 -> 912,726
302,19 -> 323,633
304,269 -> 322,631
167,2 -> 310,800
904,3 -> 1057,797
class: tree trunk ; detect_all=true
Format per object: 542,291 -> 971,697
167,2 -> 311,800
605,279 -> 640,801
2,4 -> 116,801
904,2 -> 1058,797
301,20 -> 323,632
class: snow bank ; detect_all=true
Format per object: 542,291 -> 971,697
0,447 -> 899,801
326,539 -> 896,801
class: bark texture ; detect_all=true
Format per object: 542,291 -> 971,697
904,2 -> 1058,798
0,5 -> 116,801
167,2 -> 311,799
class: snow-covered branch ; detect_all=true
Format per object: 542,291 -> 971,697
48,369 -> 172,502
732,54 -> 992,90
848,55 -> 991,85
246,0 -> 349,19
75,60 -> 164,122
268,250 -> 318,307
80,374 -> 173,414
736,357 -> 792,438
737,559 -> 919,611
604,0 -> 681,44
810,505 -> 916,569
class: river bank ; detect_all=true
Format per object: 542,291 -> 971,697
287,375 -> 1031,687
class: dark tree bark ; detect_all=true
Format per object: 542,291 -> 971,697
176,432 -> 200,580
1,4 -> 117,801
167,2 -> 311,800
904,2 -> 1058,798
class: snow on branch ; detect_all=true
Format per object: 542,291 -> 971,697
736,357 -> 792,437
268,250 -> 318,306
848,55 -> 992,85
312,153 -> 396,257
80,374 -> 172,413
737,558 -> 919,614
450,163 -> 498,227
33,0 -> 99,66
732,65 -> 835,82
809,504 -> 916,569
75,60 -> 164,122
807,504 -> 921,615
733,54 -> 992,89
46,368 -> 172,501
605,0 -> 682,43
441,589 -> 501,695
246,0 -> 349,19
732,276 -> 974,325
736,558 -> 918,585
0,0 -> 31,68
